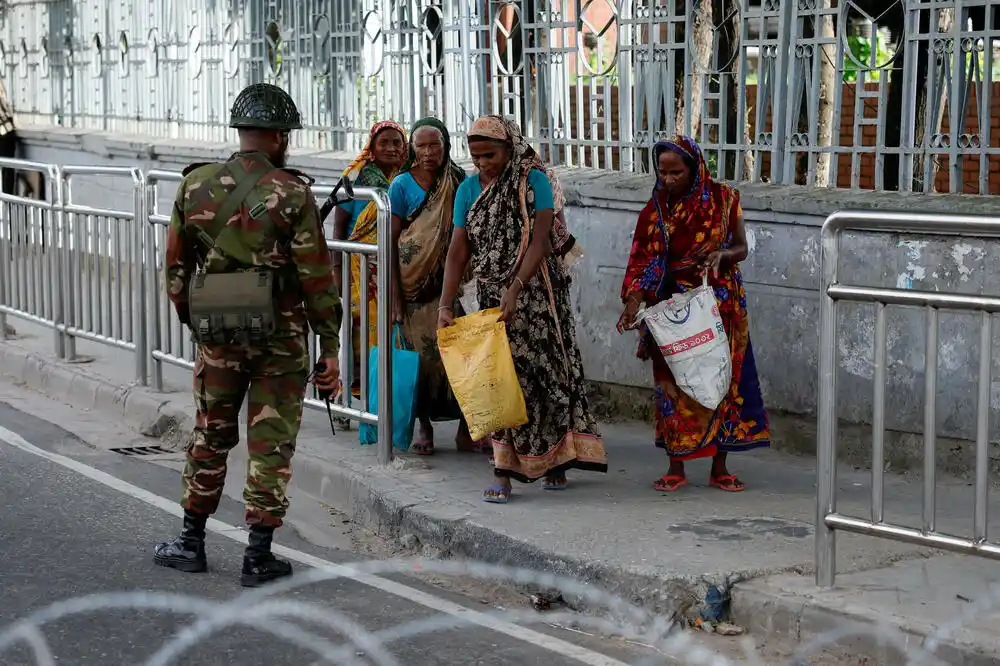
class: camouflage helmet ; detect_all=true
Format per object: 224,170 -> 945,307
229,83 -> 303,131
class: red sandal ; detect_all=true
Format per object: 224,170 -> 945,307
653,475 -> 688,492
709,474 -> 745,492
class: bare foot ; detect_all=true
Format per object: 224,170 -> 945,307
411,420 -> 434,455
455,420 -> 490,453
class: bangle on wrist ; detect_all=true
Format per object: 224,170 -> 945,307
437,304 -> 452,312
512,276 -> 525,290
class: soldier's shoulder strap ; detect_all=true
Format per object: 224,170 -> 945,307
280,167 -> 315,186
186,163 -> 272,262
181,161 -> 214,177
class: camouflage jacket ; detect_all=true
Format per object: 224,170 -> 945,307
164,151 -> 343,356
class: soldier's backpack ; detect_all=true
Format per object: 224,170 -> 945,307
185,165 -> 280,346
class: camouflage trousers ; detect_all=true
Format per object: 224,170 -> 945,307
181,335 -> 309,528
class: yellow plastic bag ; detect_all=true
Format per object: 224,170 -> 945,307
437,308 -> 528,441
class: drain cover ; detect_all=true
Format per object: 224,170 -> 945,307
109,445 -> 176,457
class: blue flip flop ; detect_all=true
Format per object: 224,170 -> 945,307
483,485 -> 512,504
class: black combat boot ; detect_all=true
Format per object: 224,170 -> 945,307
153,510 -> 208,573
240,525 -> 293,587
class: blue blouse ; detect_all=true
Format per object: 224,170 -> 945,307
388,172 -> 431,221
334,198 -> 368,238
453,169 -> 554,228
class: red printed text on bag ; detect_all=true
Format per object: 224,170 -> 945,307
659,328 -> 716,357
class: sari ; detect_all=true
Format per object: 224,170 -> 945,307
342,120 -> 406,396
464,115 -> 607,482
396,117 -> 465,422
545,166 -> 581,264
621,136 -> 770,461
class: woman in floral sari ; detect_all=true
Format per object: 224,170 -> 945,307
333,120 -> 407,399
438,115 -> 607,503
389,117 -> 485,454
617,136 -> 770,492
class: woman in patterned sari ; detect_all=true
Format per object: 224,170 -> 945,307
438,115 -> 607,503
389,117 -> 486,454
333,120 -> 407,400
617,136 -> 770,493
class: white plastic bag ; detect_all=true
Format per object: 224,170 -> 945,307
458,280 -> 479,315
635,275 -> 732,410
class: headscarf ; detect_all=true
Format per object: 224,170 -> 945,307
650,135 -> 718,232
341,120 -> 407,190
400,116 -> 466,187
467,113 -> 573,254
620,134 -> 733,302
466,114 -> 547,285
343,121 -> 406,246
466,114 -> 570,227
467,115 -> 508,142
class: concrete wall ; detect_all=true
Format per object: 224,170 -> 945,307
13,124 -> 1000,465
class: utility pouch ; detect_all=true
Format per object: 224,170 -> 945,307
188,268 -> 277,345
184,165 -> 278,346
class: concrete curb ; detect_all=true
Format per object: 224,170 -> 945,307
0,344 -> 192,445
287,451 -> 707,618
0,340 -> 708,619
730,578 -> 1000,666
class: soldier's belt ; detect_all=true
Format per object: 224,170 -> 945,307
187,268 -> 278,346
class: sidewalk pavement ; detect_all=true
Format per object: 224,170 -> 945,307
3,318 -> 1000,663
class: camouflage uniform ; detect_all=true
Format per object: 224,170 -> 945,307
154,83 -> 341,587
165,153 -> 341,526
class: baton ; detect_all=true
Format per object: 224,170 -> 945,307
318,175 -> 355,222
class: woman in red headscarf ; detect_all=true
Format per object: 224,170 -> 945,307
331,120 -> 407,402
618,136 -> 770,493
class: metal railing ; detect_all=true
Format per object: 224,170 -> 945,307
815,210 -> 1000,587
60,166 -> 147,383
144,170 -> 189,387
308,182 -> 393,451
2,158 -> 396,465
0,158 -> 61,354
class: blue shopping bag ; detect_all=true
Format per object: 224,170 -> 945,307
359,324 -> 419,451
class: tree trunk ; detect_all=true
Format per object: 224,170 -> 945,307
678,0 -> 714,135
922,8 -> 954,192
814,1 -> 837,187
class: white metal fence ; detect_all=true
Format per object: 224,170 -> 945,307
3,0 -> 1000,193
0,157 -> 397,465
815,209 -> 1000,586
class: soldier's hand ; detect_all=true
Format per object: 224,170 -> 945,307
313,356 -> 341,392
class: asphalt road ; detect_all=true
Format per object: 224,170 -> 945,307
0,400 -> 653,666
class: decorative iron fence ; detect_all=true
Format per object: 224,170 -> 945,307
2,0 -> 999,194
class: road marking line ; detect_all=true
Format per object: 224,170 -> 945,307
0,424 -> 630,666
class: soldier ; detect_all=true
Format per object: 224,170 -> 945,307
153,83 -> 342,587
